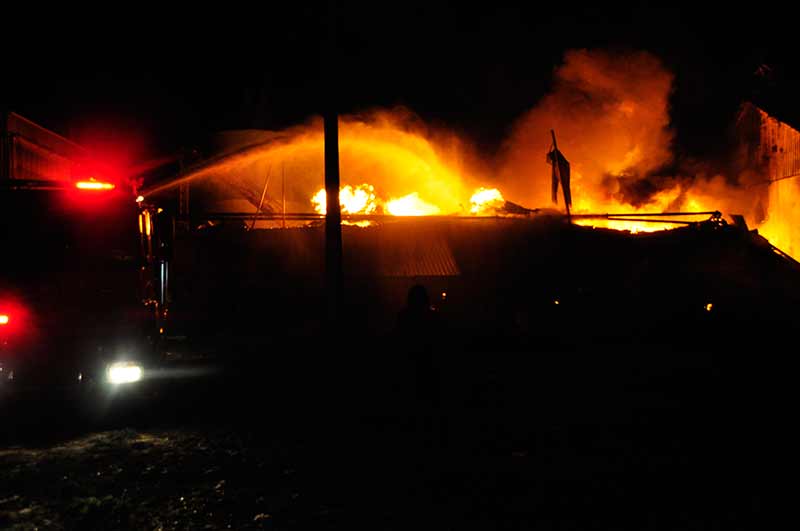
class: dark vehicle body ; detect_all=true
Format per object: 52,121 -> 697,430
1,113 -> 159,415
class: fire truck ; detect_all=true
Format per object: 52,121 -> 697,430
0,112 -> 164,412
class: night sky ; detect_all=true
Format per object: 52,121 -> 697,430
2,3 -> 797,166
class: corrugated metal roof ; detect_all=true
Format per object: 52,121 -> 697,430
377,233 -> 460,277
343,222 -> 460,277
178,219 -> 464,278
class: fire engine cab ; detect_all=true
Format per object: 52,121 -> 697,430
0,112 -> 162,410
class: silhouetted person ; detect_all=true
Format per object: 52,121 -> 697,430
397,284 -> 444,407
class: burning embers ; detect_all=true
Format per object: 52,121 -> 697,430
310,186 -> 505,217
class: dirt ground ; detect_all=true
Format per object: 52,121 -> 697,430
0,427 -> 301,530
0,349 -> 777,530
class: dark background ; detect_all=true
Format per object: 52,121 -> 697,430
2,2 -> 797,165
1,5 -> 791,527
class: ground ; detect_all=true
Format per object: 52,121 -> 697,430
0,348 -> 775,530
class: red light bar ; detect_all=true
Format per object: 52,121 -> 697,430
76,180 -> 115,191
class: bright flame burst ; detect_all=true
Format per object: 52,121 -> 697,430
470,188 -> 505,215
312,184 -> 377,215
173,104 -> 735,237
150,51 -> 800,255
310,187 -> 507,217
570,185 -> 710,233
385,193 -> 441,216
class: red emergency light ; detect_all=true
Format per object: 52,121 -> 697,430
0,299 -> 30,333
75,179 -> 115,191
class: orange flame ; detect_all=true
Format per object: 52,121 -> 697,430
311,184 -> 378,215
385,192 -> 441,216
498,50 -> 727,234
470,188 -> 505,215
161,51 -> 800,256
172,109 -> 487,218
311,185 -> 504,217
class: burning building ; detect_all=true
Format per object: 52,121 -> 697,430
136,51 -> 800,359
734,102 -> 800,257
136,123 -> 800,361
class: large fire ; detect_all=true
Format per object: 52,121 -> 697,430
310,185 -> 504,217
470,188 -> 505,214
311,184 -> 378,215
385,193 -> 441,216
154,50 -> 800,257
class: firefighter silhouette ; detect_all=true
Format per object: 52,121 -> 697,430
397,284 -> 443,406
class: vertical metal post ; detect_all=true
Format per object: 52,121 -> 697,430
324,112 -> 343,325
324,0 -> 343,326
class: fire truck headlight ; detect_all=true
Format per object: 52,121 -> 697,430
107,361 -> 143,384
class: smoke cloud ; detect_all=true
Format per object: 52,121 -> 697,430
161,47 -> 796,251
498,49 -> 676,210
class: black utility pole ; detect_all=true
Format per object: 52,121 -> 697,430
324,1 -> 343,326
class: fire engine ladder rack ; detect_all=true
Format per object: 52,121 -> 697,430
0,178 -> 71,191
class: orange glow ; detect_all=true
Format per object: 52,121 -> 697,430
470,188 -> 505,215
312,184 -> 503,217
159,110 -> 483,217
0,314 -> 9,325
75,179 -> 115,191
148,63 -> 800,254
571,185 -> 713,233
743,107 -> 800,258
340,184 -> 377,214
169,106 -> 718,234
496,50 -> 727,234
311,189 -> 326,213
311,184 -> 378,215
144,210 -> 151,237
385,193 -> 441,216
344,221 -> 374,227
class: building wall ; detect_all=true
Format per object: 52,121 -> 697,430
737,103 -> 800,256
